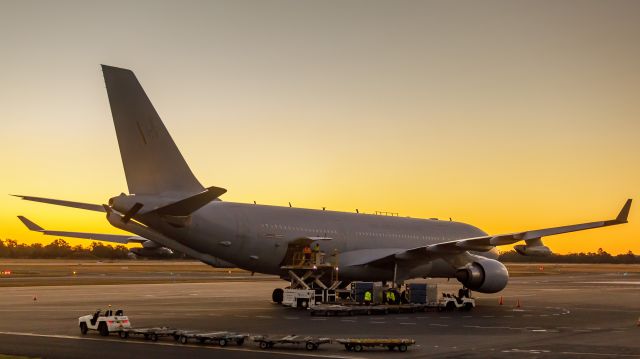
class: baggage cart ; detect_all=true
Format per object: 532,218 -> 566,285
252,335 -> 331,351
335,338 -> 416,352
177,331 -> 247,346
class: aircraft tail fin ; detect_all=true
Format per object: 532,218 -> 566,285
101,65 -> 204,196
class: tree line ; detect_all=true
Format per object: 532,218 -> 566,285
499,248 -> 639,264
0,238 -> 131,259
1,238 -> 639,263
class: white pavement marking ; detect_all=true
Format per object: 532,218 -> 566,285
399,323 -> 416,325
579,281 -> 640,285
0,331 -> 362,359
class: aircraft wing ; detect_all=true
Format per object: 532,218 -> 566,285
349,199 -> 632,266
18,216 -> 145,244
12,195 -> 105,212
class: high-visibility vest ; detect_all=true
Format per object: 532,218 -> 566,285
388,291 -> 396,302
364,291 -> 372,301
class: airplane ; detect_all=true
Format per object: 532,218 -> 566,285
15,65 -> 632,299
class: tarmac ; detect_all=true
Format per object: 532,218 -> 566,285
0,270 -> 639,358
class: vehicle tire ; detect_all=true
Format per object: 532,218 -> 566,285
272,288 -> 284,304
345,344 -> 352,351
399,344 -> 408,352
446,301 -> 455,311
150,333 -> 158,342
299,299 -> 309,309
463,302 -> 473,311
179,336 -> 188,344
305,342 -> 316,351
219,339 -> 227,347
79,322 -> 88,335
259,341 -> 269,350
173,334 -> 180,342
119,331 -> 128,339
235,338 -> 244,346
98,322 -> 109,337
353,344 -> 363,352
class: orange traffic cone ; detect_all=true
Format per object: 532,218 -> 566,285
499,296 -> 504,305
516,299 -> 521,308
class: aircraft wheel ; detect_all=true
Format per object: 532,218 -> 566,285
218,338 -> 227,347
398,344 -> 408,352
98,322 -> 109,336
259,341 -> 269,350
306,342 -> 317,351
179,335 -> 188,344
353,344 -> 363,352
79,323 -> 88,335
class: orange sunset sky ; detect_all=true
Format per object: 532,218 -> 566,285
0,0 -> 638,254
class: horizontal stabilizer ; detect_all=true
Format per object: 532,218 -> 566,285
153,186 -> 227,216
17,216 -> 144,244
12,195 -> 105,212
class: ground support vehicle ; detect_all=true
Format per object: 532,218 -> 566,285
177,331 -> 247,346
252,335 -> 331,351
439,295 -> 475,311
78,309 -> 131,336
336,338 -> 415,352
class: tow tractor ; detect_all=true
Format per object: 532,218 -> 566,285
78,308 -> 131,336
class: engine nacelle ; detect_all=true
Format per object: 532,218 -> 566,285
130,246 -> 174,258
514,244 -> 552,257
455,258 -> 509,293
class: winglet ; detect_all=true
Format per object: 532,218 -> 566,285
616,199 -> 632,223
17,216 -> 44,232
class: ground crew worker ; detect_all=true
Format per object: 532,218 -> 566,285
363,290 -> 372,305
303,245 -> 312,265
311,242 -> 321,264
386,290 -> 396,304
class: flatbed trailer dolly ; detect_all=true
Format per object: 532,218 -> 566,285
118,327 -> 178,341
177,331 -> 247,346
252,335 -> 331,351
336,338 -> 415,352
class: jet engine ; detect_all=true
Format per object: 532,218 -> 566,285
129,240 -> 174,258
514,238 -> 552,256
455,258 -> 509,293
514,244 -> 552,256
